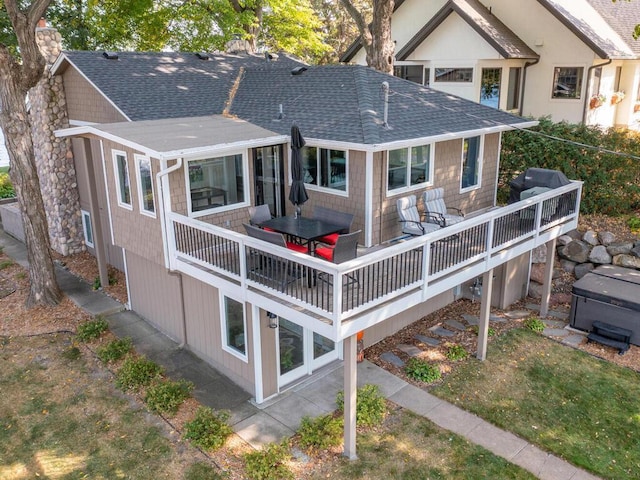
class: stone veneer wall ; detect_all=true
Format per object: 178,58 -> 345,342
30,25 -> 83,256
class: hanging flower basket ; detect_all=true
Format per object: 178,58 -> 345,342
589,94 -> 606,109
611,91 -> 625,105
634,102 -> 640,113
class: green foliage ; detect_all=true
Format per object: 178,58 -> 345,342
183,406 -> 233,451
469,325 -> 496,337
96,337 -> 133,363
115,356 -> 163,391
445,344 -> 469,361
243,441 -> 293,480
76,317 -> 109,342
0,173 -> 14,199
145,379 -> 194,415
0,259 -> 14,270
185,462 -> 224,480
523,317 -> 545,333
404,357 -> 442,383
499,117 -> 640,215
336,384 -> 387,427
297,414 -> 343,450
61,346 -> 82,361
627,216 -> 640,231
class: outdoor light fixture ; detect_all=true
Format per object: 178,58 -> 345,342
267,312 -> 278,329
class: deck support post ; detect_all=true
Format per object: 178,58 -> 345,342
539,238 -> 557,318
343,333 -> 357,460
477,268 -> 494,361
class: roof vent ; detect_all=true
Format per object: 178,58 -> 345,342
102,51 -> 119,60
265,52 -> 278,61
291,66 -> 307,76
195,52 -> 209,60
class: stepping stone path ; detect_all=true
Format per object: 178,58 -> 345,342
490,315 -> 506,323
461,314 -> 478,326
380,352 -> 405,367
543,319 -> 567,328
397,344 -> 423,357
525,303 -> 570,320
445,319 -> 467,331
415,334 -> 440,347
543,328 -> 568,337
562,334 -> 586,347
504,310 -> 530,319
429,325 -> 456,337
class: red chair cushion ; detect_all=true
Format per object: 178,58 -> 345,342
315,246 -> 334,261
286,242 -> 307,254
318,233 -> 339,245
262,227 -> 275,232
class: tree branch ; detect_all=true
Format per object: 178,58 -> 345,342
338,0 -> 370,45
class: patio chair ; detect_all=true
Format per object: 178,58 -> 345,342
243,224 -> 305,290
248,204 -> 274,230
315,230 -> 361,286
396,195 -> 442,236
312,206 -> 354,245
422,188 -> 464,227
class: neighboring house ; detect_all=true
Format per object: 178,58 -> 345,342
341,0 -> 640,129
44,43 -> 581,456
0,129 -> 9,167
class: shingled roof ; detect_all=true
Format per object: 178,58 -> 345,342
55,51 -> 533,148
587,0 -> 640,56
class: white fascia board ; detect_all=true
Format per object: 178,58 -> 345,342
54,125 -> 288,161
50,54 -> 132,122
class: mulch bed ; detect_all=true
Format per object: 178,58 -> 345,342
0,272 -> 16,299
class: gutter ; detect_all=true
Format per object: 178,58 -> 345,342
582,59 -> 613,124
156,157 -> 183,271
519,59 -> 539,117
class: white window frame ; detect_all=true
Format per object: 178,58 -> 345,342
112,150 -> 132,210
551,65 -> 584,100
185,150 -> 249,218
219,293 -> 248,362
300,145 -> 349,197
134,154 -> 156,218
460,136 -> 483,193
385,143 -> 434,196
434,67 -> 474,83
80,209 -> 94,248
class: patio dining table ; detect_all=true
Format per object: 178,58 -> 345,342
258,215 -> 344,255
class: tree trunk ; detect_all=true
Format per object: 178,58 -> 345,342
1,0 -> 62,307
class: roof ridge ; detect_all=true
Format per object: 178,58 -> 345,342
353,67 -> 381,145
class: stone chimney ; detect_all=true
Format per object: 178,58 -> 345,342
225,34 -> 251,54
30,21 -> 84,256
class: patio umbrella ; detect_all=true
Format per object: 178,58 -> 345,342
288,124 -> 309,215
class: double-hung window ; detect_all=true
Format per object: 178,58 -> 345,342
460,136 -> 482,191
187,153 -> 246,216
220,295 -> 247,361
301,147 -> 347,192
135,155 -> 155,217
113,150 -> 132,209
387,144 -> 432,193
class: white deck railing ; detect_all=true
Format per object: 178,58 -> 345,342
167,181 -> 582,342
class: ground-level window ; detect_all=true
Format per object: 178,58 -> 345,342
434,67 -> 473,82
112,150 -> 132,209
394,65 -> 423,84
552,67 -> 583,99
387,144 -> 432,193
480,68 -> 501,109
221,296 -> 247,361
461,136 -> 482,191
135,155 -> 155,217
506,67 -> 521,110
301,147 -> 347,192
187,153 -> 245,215
81,210 -> 94,248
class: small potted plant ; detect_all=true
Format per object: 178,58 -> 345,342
634,101 -> 640,113
589,94 -> 606,109
610,91 -> 625,105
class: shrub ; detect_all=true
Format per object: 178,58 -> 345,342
244,441 -> 293,480
145,379 -> 194,415
76,317 -> 109,342
445,344 -> 468,361
115,356 -> 163,391
628,216 -> 640,231
0,173 -> 14,199
183,406 -> 233,451
336,384 -> 386,427
297,414 -> 343,450
96,337 -> 133,363
523,317 -> 545,333
404,357 -> 442,383
469,325 -> 496,337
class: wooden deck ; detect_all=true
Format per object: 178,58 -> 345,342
168,183 -> 582,341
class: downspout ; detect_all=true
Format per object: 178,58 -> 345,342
519,59 -> 539,117
155,157 -> 188,346
582,59 -> 612,124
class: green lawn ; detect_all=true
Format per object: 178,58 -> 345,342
432,329 -> 640,480
0,166 -> 8,174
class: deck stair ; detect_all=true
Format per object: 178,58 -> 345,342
587,320 -> 632,355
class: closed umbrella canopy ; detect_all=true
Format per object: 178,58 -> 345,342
288,124 -> 309,208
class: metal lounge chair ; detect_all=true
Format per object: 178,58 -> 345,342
396,195 -> 442,236
422,188 -> 464,227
